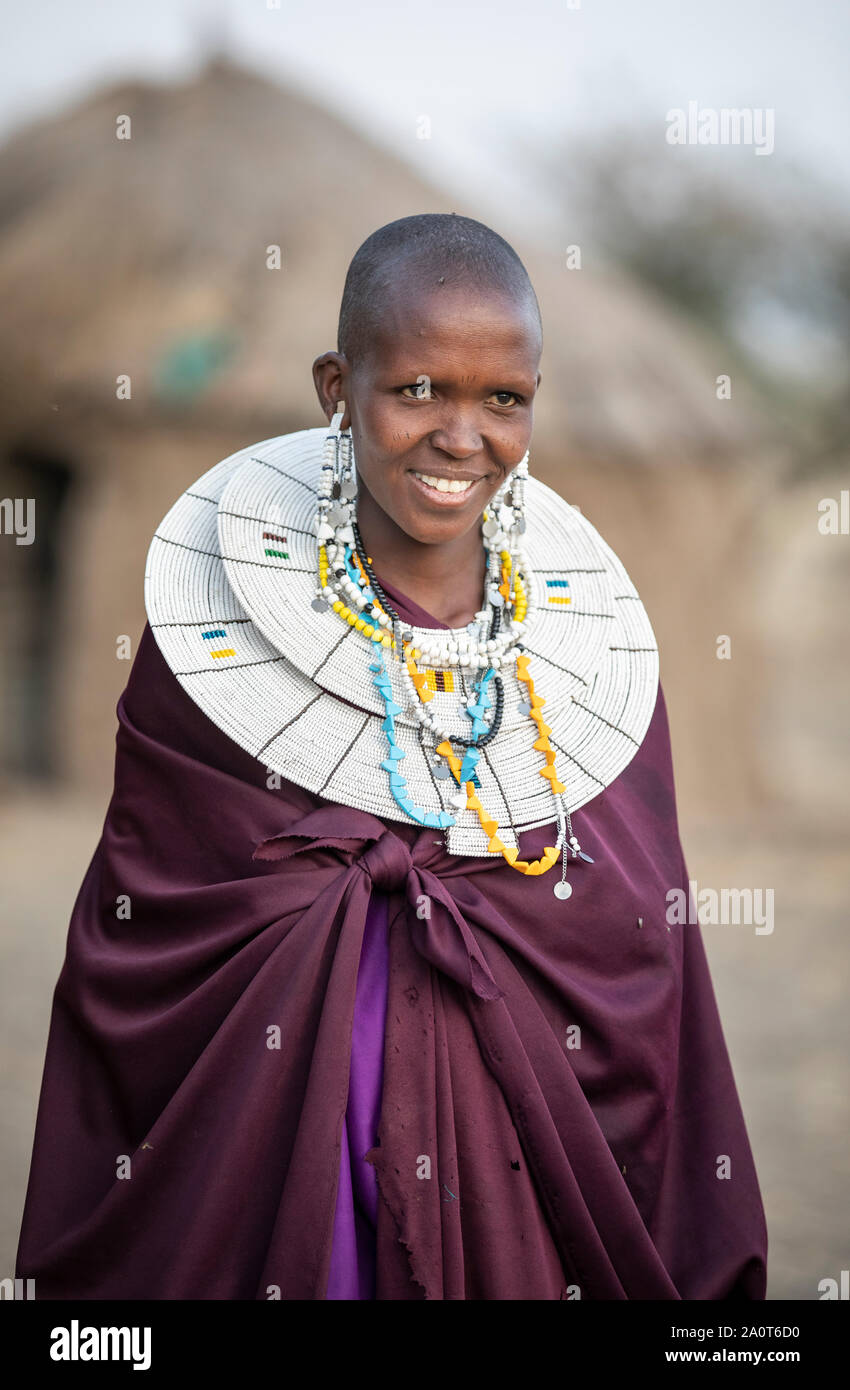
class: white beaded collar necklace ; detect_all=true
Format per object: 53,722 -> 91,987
144,424 -> 659,877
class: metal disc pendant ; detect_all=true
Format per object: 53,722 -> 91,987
433,764 -> 452,780
518,701 -> 531,716
311,597 -> 329,612
340,478 -> 357,499
554,881 -> 572,900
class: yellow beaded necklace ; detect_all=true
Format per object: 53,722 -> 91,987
319,541 -> 564,877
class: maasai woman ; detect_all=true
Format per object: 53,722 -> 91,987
17,214 -> 767,1300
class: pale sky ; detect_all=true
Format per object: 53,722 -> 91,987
1,0 -> 848,229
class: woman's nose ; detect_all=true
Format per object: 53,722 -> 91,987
427,413 -> 483,459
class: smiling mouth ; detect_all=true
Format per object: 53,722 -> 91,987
410,470 -> 481,496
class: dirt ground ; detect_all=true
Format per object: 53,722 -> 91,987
1,783 -> 847,1300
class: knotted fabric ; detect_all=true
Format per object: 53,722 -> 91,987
254,810 -> 504,1002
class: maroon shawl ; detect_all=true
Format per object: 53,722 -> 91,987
16,584 -> 767,1299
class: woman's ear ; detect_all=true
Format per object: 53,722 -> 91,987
312,351 -> 350,426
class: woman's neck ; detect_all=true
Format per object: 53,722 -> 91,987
356,492 -> 488,630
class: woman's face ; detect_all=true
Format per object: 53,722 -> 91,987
314,281 -> 542,547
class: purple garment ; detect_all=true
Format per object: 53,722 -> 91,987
326,576 -> 451,1299
326,893 -> 389,1299
16,567 -> 768,1299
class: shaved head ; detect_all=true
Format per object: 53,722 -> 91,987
337,213 -> 542,368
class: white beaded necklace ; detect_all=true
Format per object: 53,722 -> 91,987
310,413 -> 590,895
145,422 -> 661,884
312,415 -> 530,663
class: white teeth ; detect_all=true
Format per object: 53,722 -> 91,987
413,472 -> 474,494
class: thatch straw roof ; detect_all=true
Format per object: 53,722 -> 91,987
0,56 -> 778,469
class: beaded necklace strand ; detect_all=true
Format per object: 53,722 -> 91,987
311,419 -> 593,896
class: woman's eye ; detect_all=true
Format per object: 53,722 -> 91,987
399,386 -> 521,405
